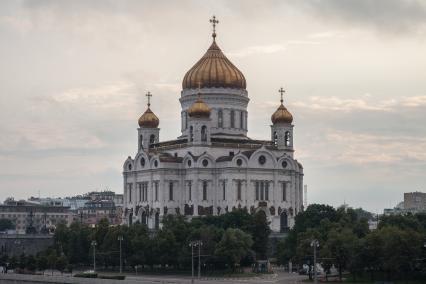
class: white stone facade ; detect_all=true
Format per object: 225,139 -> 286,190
123,37 -> 304,232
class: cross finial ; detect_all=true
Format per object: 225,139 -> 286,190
209,15 -> 219,41
278,87 -> 285,104
146,91 -> 152,107
197,82 -> 202,99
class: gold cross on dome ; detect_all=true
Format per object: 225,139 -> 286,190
209,15 -> 219,40
278,87 -> 285,103
146,91 -> 152,107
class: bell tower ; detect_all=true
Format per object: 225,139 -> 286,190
137,92 -> 160,151
271,87 -> 294,151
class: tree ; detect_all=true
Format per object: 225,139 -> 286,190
36,255 -> 48,274
0,219 -> 14,231
215,228 -> 253,271
25,255 -> 36,272
47,251 -> 57,275
250,211 -> 271,259
321,228 -> 358,281
56,255 -> 68,274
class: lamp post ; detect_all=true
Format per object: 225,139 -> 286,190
310,239 -> 319,284
189,240 -> 203,282
91,240 -> 97,273
118,235 -> 123,274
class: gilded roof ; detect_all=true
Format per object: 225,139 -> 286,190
138,107 -> 159,128
182,41 -> 246,90
271,104 -> 293,124
188,97 -> 211,118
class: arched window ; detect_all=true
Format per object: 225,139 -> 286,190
202,181 -> 208,201
154,212 -> 159,229
230,110 -> 235,128
273,131 -> 278,147
169,182 -> 174,201
280,212 -> 288,232
189,126 -> 194,142
240,111 -> 243,129
141,211 -> 147,225
218,109 -> 223,128
236,181 -> 242,200
282,182 -> 287,201
185,112 -> 188,129
139,135 -> 143,150
150,134 -> 155,145
285,131 -> 291,147
201,125 -> 207,142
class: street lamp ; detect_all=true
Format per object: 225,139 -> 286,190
91,240 -> 97,273
118,235 -> 124,274
189,240 -> 203,282
310,239 -> 319,284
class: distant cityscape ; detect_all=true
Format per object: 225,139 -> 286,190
0,190 -> 123,235
0,190 -> 424,236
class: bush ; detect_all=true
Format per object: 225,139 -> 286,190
98,274 -> 126,280
74,272 -> 98,278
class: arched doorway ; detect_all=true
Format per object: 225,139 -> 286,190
128,212 -> 133,225
154,212 -> 160,229
141,211 -> 148,225
280,212 -> 288,233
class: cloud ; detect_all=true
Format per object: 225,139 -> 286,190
324,130 -> 426,164
228,39 -> 321,58
228,44 -> 287,58
290,0 -> 426,34
290,95 -> 426,112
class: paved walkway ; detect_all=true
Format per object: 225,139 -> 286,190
0,271 -> 306,284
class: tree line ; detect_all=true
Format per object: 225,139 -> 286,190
1,210 -> 271,274
277,204 -> 426,281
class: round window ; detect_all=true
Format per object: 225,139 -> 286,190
128,164 -> 132,171
258,155 -> 266,165
202,159 -> 209,167
140,158 -> 145,167
282,161 -> 288,168
187,160 -> 192,167
236,159 -> 243,166
154,160 -> 158,168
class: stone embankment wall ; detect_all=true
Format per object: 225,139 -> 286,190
0,234 -> 54,256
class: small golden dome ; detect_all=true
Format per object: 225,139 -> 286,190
138,107 -> 159,128
271,104 -> 293,124
188,97 -> 211,118
182,40 -> 246,90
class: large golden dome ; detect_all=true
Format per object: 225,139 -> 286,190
188,97 -> 211,118
271,104 -> 293,124
182,40 -> 246,90
138,107 -> 159,128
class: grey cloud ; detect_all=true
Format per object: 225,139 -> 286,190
290,0 -> 426,34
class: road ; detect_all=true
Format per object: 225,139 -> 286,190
0,271 -> 306,283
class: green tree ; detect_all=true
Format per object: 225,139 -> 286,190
215,228 -> 253,271
0,219 -> 14,231
321,228 -> 358,281
47,251 -> 57,275
250,211 -> 271,259
25,255 -> 37,271
56,255 -> 68,274
36,254 -> 48,274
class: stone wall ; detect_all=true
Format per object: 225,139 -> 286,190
0,234 -> 54,257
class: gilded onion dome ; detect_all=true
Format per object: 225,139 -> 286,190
138,92 -> 159,128
188,96 -> 211,118
271,87 -> 293,124
182,40 -> 246,90
271,104 -> 293,124
138,107 -> 159,128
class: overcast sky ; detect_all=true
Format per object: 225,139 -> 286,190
1,0 -> 425,213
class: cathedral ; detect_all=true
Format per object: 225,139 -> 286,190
123,17 -> 304,232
